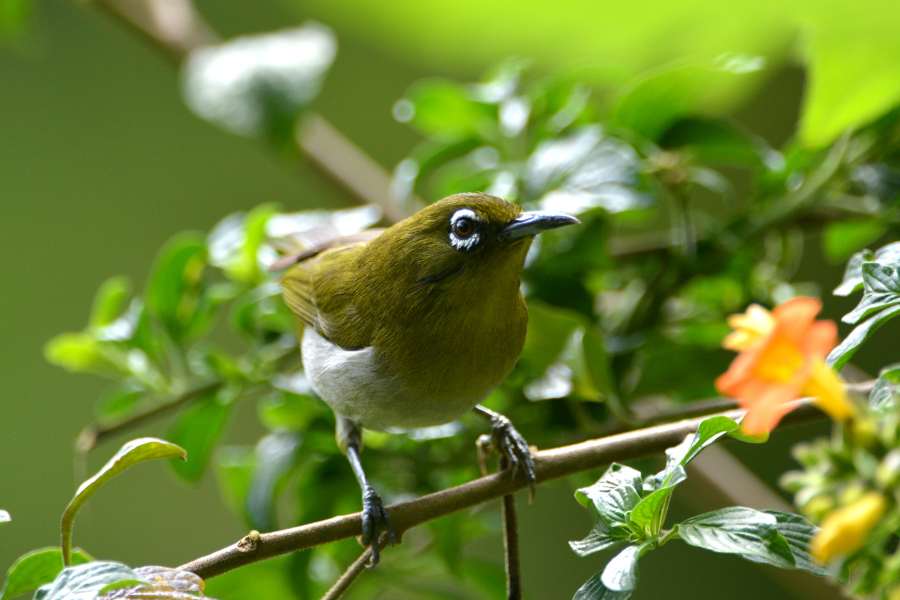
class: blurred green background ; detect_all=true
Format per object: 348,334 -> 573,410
2,1 -> 897,598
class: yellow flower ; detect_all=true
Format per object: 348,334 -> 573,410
717,297 -> 855,435
811,492 -> 887,564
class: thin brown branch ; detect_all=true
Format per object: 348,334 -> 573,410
320,546 -> 374,600
501,492 -> 522,600
75,382 -> 221,453
178,400 -> 823,579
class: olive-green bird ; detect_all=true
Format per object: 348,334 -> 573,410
280,192 -> 578,563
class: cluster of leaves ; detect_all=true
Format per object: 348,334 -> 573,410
568,415 -> 823,599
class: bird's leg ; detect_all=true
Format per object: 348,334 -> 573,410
473,405 -> 536,496
336,416 -> 396,566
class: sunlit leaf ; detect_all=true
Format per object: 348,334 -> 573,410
0,510 -> 9,524
675,507 -> 794,569
572,571 -> 632,600
183,23 -> 336,143
89,277 -> 132,329
575,463 -> 642,529
396,79 -> 496,140
601,545 -> 642,592
823,220 -> 887,263
1,547 -> 92,600
43,333 -> 127,378
60,438 -> 186,564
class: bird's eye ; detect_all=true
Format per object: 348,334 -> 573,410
452,216 -> 476,239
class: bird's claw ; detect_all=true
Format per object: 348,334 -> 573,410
361,485 -> 396,566
488,414 -> 536,497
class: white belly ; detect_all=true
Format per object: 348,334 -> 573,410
301,327 -> 484,430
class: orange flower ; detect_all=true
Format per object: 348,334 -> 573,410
716,297 -> 854,435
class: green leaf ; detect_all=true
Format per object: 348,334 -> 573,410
644,415 -> 740,491
34,561 -> 137,600
823,220 -> 887,264
89,277 -> 132,328
601,545 -> 642,592
145,234 -> 209,342
258,391 -> 317,431
214,446 -> 255,521
676,506 -> 794,569
60,438 -> 186,565
523,126 -> 648,215
0,0 -> 30,39
94,386 -> 146,425
660,117 -> 772,169
575,463 -> 642,528
43,333 -> 125,378
572,572 -> 632,600
0,510 -> 8,524
827,304 -> 900,370
611,57 -> 765,141
1,547 -> 92,600
761,511 -> 827,576
834,242 -> 900,296
629,466 -> 685,536
569,519 -> 620,557
396,79 -> 495,139
208,204 -> 278,285
246,432 -> 301,530
183,23 -> 336,143
870,364 -> 900,412
166,390 -> 233,482
842,261 -> 900,324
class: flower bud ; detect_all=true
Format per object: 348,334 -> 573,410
811,492 -> 887,564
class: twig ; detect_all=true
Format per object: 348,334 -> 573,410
501,492 -> 522,600
320,546 -> 374,600
178,400 -> 823,579
75,382 -> 221,453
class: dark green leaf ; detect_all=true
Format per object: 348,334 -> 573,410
762,511 -> 827,576
842,262 -> 900,324
145,234 -> 209,342
246,432 -> 301,530
601,545 -> 642,592
823,220 -> 887,263
61,438 -> 186,564
183,24 -> 335,142
676,507 -> 794,569
660,117 -> 772,169
575,463 -> 642,528
166,390 -> 233,482
572,572 -> 632,600
870,364 -> 900,411
89,277 -> 132,329
94,386 -> 145,425
569,519 -> 620,557
523,126 -> 648,215
1,547 -> 92,600
827,304 -> 900,370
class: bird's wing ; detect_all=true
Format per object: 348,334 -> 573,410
269,228 -> 386,271
280,234 -> 377,350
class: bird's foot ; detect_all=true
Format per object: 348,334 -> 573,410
361,485 -> 396,566
485,413 -> 536,497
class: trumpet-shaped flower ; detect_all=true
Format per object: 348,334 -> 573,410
811,492 -> 887,564
716,297 -> 854,435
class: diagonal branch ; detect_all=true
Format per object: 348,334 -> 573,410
178,400 -> 822,579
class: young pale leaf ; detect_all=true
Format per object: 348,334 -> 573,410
676,507 -> 794,569
762,511 -> 827,576
575,463 -> 643,528
569,519 -> 620,557
89,277 -> 132,329
166,390 -> 233,482
601,545 -> 642,592
43,333 -> 126,378
61,438 -> 186,565
1,547 -> 92,600
870,364 -> 900,411
629,466 -> 685,536
572,572 -> 632,600
827,304 -> 900,370
182,23 -> 335,142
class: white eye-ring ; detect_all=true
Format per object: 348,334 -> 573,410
449,208 -> 481,252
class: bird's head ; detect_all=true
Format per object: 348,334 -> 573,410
370,193 -> 579,287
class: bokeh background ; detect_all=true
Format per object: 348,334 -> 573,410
2,1 -> 898,598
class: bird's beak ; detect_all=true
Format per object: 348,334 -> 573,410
498,211 -> 580,242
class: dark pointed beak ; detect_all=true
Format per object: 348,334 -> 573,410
498,211 -> 580,242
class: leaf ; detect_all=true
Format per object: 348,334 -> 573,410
61,438 -> 186,564
103,566 -> 210,599
644,415 -> 740,491
258,391 -> 317,431
89,277 -> 132,329
629,466 -> 685,536
676,506 -> 795,569
145,234 -> 209,342
246,432 -> 301,531
43,333 -> 126,378
827,304 -> 900,370
611,57 -> 765,141
569,519 -> 620,557
869,364 -> 900,412
1,547 -> 92,600
523,126 -> 649,215
182,23 -> 336,143
208,204 -> 278,285
35,563 -> 212,600
94,386 -> 146,425
572,572 -> 632,600
842,262 -> 900,325
660,117 -> 772,169
823,220 -> 887,264
834,242 -> 900,296
0,510 -> 8,524
762,511 -> 827,576
575,463 -> 643,528
601,545 -> 642,592
34,562 -> 137,600
396,79 -> 495,139
166,390 -> 233,482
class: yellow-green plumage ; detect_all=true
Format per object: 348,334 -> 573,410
282,193 -> 532,430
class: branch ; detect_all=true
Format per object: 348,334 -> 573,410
75,382 -> 221,453
178,400 -> 822,579
320,546 -> 374,600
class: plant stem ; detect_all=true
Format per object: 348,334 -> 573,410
320,546 -> 374,600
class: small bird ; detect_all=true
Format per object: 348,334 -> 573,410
280,193 -> 578,563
